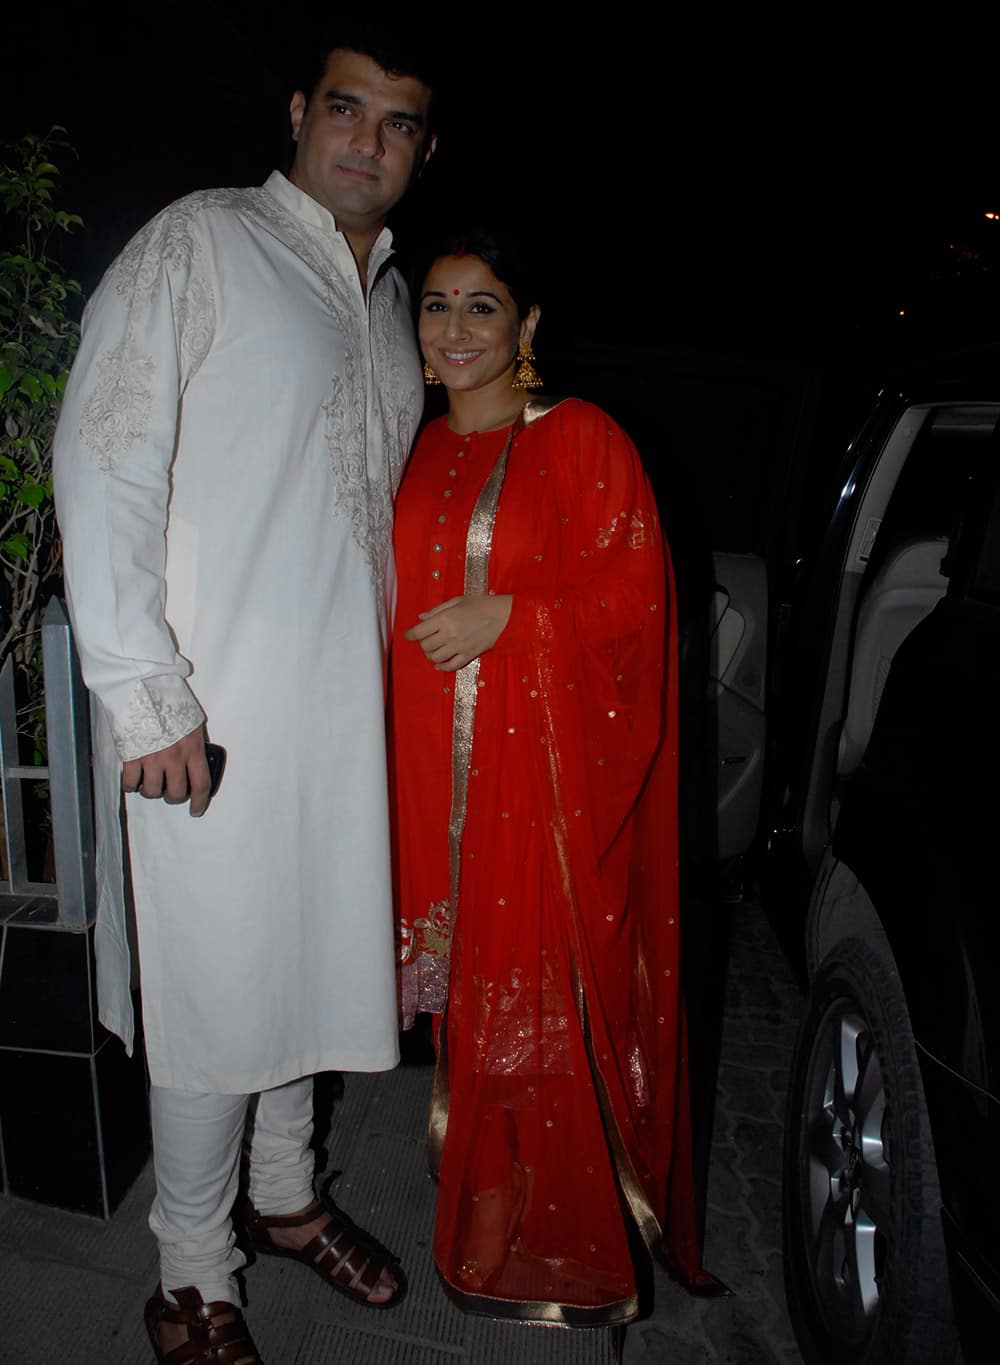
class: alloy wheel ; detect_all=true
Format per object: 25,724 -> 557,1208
802,999 -> 892,1344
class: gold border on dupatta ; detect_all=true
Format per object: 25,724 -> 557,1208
428,398 -> 564,1177
538,621 -> 665,1254
439,1278 -> 639,1327
430,398 -> 655,1326
573,955 -> 664,1252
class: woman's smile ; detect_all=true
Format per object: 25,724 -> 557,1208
419,255 -> 536,403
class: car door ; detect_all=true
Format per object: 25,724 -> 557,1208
709,552 -> 767,861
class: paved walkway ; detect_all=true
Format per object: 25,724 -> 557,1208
0,901 -> 804,1364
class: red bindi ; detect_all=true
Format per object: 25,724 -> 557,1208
453,289 -> 461,295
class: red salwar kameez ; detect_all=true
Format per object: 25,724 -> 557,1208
390,398 -> 707,1324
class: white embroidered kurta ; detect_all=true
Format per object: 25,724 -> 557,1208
53,171 -> 422,1092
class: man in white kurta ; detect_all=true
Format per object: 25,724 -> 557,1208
54,37 -> 434,1359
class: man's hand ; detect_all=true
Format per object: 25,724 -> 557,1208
403,595 -> 513,672
122,725 -> 212,817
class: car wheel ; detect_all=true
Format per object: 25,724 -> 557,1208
783,935 -> 959,1365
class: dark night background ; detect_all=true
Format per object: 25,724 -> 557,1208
3,4 -> 999,556
4,5 -> 999,1137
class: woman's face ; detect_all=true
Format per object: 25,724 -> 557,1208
419,254 -> 539,397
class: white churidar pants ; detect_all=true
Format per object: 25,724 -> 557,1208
148,1076 -> 316,1305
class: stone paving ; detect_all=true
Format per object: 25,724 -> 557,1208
0,900 -> 804,1364
623,902 -> 805,1365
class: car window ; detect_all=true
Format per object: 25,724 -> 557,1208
865,406 -> 997,584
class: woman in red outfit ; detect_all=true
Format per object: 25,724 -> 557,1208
389,230 -> 709,1325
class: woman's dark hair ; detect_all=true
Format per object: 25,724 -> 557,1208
415,225 -> 542,321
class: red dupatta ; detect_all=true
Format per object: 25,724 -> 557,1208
392,399 -> 710,1322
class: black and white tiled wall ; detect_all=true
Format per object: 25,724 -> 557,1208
0,894 -> 148,1218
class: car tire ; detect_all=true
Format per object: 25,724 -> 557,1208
783,934 -> 960,1365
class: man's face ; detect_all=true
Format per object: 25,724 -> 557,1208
289,49 -> 434,236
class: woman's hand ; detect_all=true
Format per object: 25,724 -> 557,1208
404,595 -> 513,671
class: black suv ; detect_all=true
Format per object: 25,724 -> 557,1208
747,371 -> 1000,1365
567,338 -> 1000,1364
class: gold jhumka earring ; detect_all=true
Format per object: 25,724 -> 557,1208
423,361 -> 441,385
513,340 -> 542,391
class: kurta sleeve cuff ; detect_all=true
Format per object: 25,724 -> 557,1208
109,675 -> 205,762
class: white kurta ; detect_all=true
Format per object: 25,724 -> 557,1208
53,171 -> 422,1092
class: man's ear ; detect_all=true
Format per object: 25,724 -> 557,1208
289,90 -> 307,142
421,132 -> 438,171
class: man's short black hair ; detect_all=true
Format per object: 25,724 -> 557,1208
296,20 -> 442,119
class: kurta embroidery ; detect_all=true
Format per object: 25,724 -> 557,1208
113,681 -> 207,763
80,344 -> 157,469
55,171 -> 422,1088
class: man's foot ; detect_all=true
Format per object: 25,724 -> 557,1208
145,1284 -> 262,1363
242,1197 -> 406,1307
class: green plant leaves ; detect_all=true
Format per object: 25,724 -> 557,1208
17,483 -> 46,508
3,533 -> 31,562
1,126 -> 81,755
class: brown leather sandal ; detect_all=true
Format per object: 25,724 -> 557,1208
241,1196 -> 407,1308
144,1284 -> 263,1364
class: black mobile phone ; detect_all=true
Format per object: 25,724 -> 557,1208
205,742 -> 227,798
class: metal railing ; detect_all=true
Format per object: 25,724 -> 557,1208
0,598 -> 95,925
